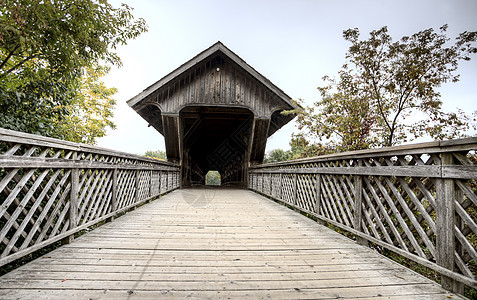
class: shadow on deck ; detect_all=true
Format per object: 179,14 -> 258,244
0,188 -> 463,299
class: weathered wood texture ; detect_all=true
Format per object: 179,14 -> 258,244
128,42 -> 297,186
0,188 -> 463,299
250,137 -> 477,293
128,42 -> 295,119
0,128 -> 180,267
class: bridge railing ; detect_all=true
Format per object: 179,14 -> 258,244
0,128 -> 180,267
249,138 -> 477,292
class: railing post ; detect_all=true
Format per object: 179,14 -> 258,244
279,173 -> 283,200
149,170 -> 153,198
315,173 -> 324,225
107,168 -> 118,222
293,173 -> 298,205
315,174 -> 322,214
436,153 -> 460,292
353,159 -> 366,246
63,155 -> 79,245
134,169 -> 140,207
261,173 -> 264,193
269,172 -> 273,196
166,171 -> 169,191
158,171 -> 162,193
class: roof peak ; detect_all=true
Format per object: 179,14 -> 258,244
127,41 -> 294,109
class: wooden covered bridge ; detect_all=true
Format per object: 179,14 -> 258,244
127,42 -> 296,187
0,43 -> 476,299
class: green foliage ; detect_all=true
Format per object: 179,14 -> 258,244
264,149 -> 292,164
0,0 -> 147,142
289,134 -> 334,159
0,0 -> 147,77
55,65 -> 117,144
296,25 -> 477,150
205,171 -> 221,186
144,150 -> 167,161
264,135 -> 334,163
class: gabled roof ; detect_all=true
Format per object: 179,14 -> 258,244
127,41 -> 295,110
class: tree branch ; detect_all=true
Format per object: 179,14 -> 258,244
0,45 -> 20,71
0,54 -> 35,78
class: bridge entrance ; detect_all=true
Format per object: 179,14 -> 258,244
181,106 -> 253,186
127,42 -> 298,187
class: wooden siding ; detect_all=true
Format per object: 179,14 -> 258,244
148,55 -> 287,118
127,43 -> 297,180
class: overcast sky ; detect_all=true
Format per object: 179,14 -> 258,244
97,0 -> 477,155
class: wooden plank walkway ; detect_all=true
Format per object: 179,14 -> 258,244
0,188 -> 464,299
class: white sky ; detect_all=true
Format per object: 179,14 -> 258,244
97,0 -> 477,155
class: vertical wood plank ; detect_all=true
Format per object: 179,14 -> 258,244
158,171 -> 162,193
69,170 -> 79,229
149,170 -> 153,198
63,161 -> 79,244
279,173 -> 283,200
135,170 -> 140,205
269,172 -> 273,196
293,173 -> 298,206
436,153 -> 457,291
166,171 -> 169,191
107,168 -> 118,223
315,173 -> 322,214
261,173 -> 264,193
353,159 -> 366,245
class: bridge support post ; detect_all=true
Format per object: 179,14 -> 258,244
436,153 -> 463,293
293,173 -> 298,206
63,165 -> 79,245
353,174 -> 367,246
250,118 -> 270,164
269,172 -> 273,196
353,159 -> 367,246
315,174 -> 324,225
162,114 -> 181,165
134,170 -> 140,209
107,168 -> 118,222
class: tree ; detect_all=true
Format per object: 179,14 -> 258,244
296,25 -> 477,150
0,0 -> 146,79
144,150 -> 167,161
295,73 -> 382,152
54,65 -> 117,144
289,134 -> 333,159
0,0 -> 147,141
205,171 -> 221,186
264,149 -> 292,164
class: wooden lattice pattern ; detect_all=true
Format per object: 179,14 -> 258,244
0,129 -> 180,266
249,139 -> 477,291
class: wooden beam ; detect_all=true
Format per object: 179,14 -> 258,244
162,115 -> 181,164
250,118 -> 270,164
436,153 -> 461,292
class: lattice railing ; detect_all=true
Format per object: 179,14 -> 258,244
0,128 -> 180,267
250,138 -> 477,293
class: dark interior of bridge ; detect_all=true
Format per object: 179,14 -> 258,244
180,106 -> 253,187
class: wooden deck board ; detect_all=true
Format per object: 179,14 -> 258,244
0,188 -> 464,299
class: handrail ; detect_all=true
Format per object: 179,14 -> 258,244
0,128 -> 180,267
249,138 -> 477,293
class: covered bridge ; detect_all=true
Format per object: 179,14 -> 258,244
127,42 -> 297,187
